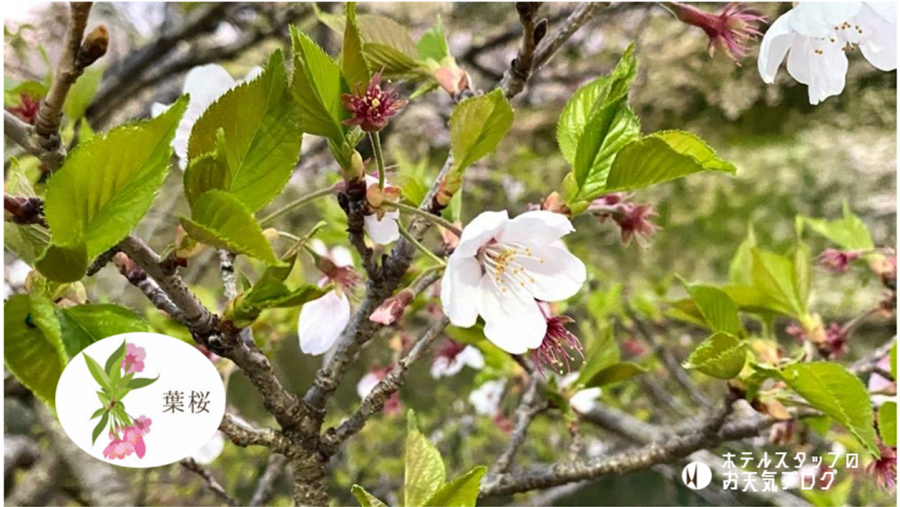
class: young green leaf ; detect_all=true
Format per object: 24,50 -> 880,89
90,407 -> 106,420
583,362 -> 648,388
751,248 -> 806,317
63,66 -> 103,122
4,295 -> 67,408
425,466 -> 486,507
800,201 -> 874,251
879,401 -> 897,447
127,375 -> 160,390
778,362 -> 880,457
576,324 -> 620,387
405,410 -> 446,507
683,332 -> 746,379
180,190 -> 282,265
105,339 -> 127,377
356,14 -> 423,78
728,226 -> 757,286
350,485 -> 388,507
34,243 -> 89,283
679,280 -> 742,335
58,304 -> 152,358
449,89 -> 514,174
186,50 -> 302,212
291,27 -> 348,142
891,341 -> 897,379
43,95 -> 188,260
417,16 -> 451,63
341,3 -> 370,90
602,130 -> 737,194
92,411 -> 109,445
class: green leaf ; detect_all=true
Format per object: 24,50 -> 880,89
576,324 -> 620,387
341,3 -> 370,89
891,342 -> 897,379
417,16 -> 451,63
603,130 -> 736,193
793,241 -> 812,310
425,466 -> 486,507
127,375 -> 159,390
105,339 -> 127,378
34,243 -> 89,283
92,411 -> 109,445
84,352 -> 111,392
879,402 -> 897,447
58,304 -> 153,358
778,362 -> 880,457
63,66 -> 103,122
801,201 -> 874,251
729,226 -> 757,286
90,407 -> 106,420
683,332 -> 746,379
4,295 -> 67,407
558,45 -> 640,204
751,248 -> 806,317
43,96 -> 187,260
583,362 -> 648,388
186,50 -> 302,213
180,190 -> 281,264
290,27 -> 348,142
405,411 -> 446,507
679,280 -> 742,335
351,485 -> 388,507
449,89 -> 514,174
357,14 -> 423,78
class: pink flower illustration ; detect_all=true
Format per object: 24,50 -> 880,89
121,342 -> 147,374
102,416 -> 152,460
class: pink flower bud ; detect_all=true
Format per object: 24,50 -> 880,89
369,290 -> 414,325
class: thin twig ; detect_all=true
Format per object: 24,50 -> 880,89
259,185 -> 337,227
219,413 -> 288,452
181,458 -> 239,506
320,316 -> 450,454
249,454 -> 288,507
384,201 -> 463,237
491,379 -> 548,475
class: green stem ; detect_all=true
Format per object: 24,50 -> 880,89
259,186 -> 336,227
370,131 -> 386,191
383,201 -> 462,237
398,223 -> 446,267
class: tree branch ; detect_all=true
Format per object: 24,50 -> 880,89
219,413 -> 288,452
181,458 -> 239,506
320,315 -> 450,454
249,453 -> 288,507
491,378 -> 548,475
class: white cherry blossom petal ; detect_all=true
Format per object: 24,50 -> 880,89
468,379 -> 505,415
758,12 -> 796,84
516,244 -> 586,302
475,275 -> 546,354
191,432 -> 225,464
364,209 -> 400,245
331,246 -> 355,268
357,372 -> 380,399
453,210 -> 509,258
498,210 -> 575,246
298,290 -> 351,355
458,346 -> 485,369
857,4 -> 898,71
789,2 -> 862,37
570,387 -> 601,413
440,256 -> 482,328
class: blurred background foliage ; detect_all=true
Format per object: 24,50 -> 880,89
4,2 -> 896,506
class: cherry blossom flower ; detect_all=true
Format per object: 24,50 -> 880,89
430,340 -> 485,378
298,240 -> 359,355
666,2 -> 767,64
151,64 -> 262,168
363,175 -> 400,245
103,434 -> 134,460
817,248 -> 860,273
589,193 -> 659,245
819,322 -> 848,360
440,210 -> 586,354
8,93 -> 40,124
468,379 -> 506,416
531,308 -> 584,375
868,443 -> 897,489
102,416 -> 152,460
191,431 -> 225,465
121,343 -> 146,374
759,2 -> 897,105
341,70 -> 407,132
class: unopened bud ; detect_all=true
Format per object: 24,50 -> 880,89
534,18 -> 548,44
370,289 -> 415,326
348,150 -> 365,181
541,192 -> 571,217
78,25 -> 109,68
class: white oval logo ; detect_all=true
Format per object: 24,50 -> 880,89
681,462 -> 713,490
55,332 -> 225,468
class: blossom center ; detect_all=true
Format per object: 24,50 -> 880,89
478,241 -> 544,293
